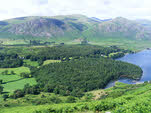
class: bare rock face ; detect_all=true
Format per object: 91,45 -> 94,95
8,18 -> 72,37
98,17 -> 151,40
0,15 -> 151,40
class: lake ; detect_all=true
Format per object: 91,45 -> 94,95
105,49 -> 151,88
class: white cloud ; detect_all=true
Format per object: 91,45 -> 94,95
0,0 -> 151,20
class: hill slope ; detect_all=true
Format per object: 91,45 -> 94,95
1,82 -> 151,113
97,17 -> 151,40
0,15 -> 151,42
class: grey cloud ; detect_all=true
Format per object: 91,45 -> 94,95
0,0 -> 151,20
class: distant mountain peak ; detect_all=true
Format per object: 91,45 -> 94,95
91,17 -> 112,22
0,15 -> 151,41
115,17 -> 126,19
113,17 -> 130,22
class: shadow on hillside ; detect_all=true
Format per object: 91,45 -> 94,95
2,91 -> 9,94
3,78 -> 24,84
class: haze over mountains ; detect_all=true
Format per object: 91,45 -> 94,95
0,14 -> 151,42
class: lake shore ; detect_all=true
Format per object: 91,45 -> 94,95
105,49 -> 151,88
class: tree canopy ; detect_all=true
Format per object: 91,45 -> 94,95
32,57 -> 142,97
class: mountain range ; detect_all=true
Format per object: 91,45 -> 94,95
0,14 -> 151,42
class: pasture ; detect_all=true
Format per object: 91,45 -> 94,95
0,66 -> 37,101
43,60 -> 61,65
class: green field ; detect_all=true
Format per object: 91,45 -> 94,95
2,76 -> 36,93
67,37 -> 151,52
0,35 -> 151,52
0,67 -> 37,102
24,60 -> 39,67
0,67 -> 30,75
2,39 -> 28,45
43,60 -> 61,65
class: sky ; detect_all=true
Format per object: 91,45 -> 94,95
0,0 -> 151,20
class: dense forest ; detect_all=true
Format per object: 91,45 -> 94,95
0,45 -> 131,67
25,45 -> 132,62
32,57 -> 142,97
0,53 -> 23,68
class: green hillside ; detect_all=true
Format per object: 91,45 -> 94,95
0,15 -> 151,51
1,82 -> 151,113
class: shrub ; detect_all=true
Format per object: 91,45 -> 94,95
10,89 -> 25,99
49,96 -> 62,104
0,85 -> 3,94
66,96 -> 76,103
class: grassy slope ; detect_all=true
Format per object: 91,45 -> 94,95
0,67 -> 37,101
2,77 -> 36,93
0,15 -> 151,51
1,82 -> 151,113
0,67 -> 30,75
0,59 -> 61,103
0,36 -> 150,51
67,36 -> 151,52
24,60 -> 39,67
43,60 -> 61,65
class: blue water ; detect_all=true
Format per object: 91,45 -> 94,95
105,50 -> 151,88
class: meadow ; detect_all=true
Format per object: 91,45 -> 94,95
0,66 -> 37,102
43,60 -> 61,65
24,60 -> 39,67
0,35 -> 151,52
67,37 -> 151,52
0,59 -> 63,102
